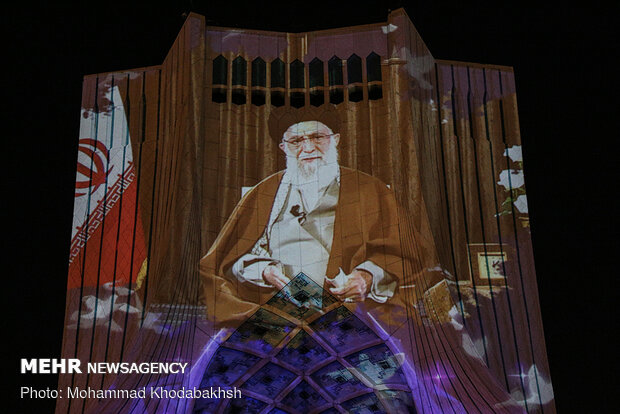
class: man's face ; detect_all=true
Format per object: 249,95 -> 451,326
279,121 -> 340,177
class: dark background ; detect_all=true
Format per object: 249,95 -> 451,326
6,1 -> 615,412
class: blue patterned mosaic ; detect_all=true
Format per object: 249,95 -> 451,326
281,380 -> 328,412
199,287 -> 416,413
266,272 -> 338,320
222,396 -> 267,413
345,344 -> 408,386
341,393 -> 386,414
377,390 -> 417,413
225,308 -> 295,354
268,408 -> 290,414
318,408 -> 340,414
310,360 -> 370,400
193,397 -> 218,414
276,329 -> 332,372
309,306 -> 380,354
242,362 -> 297,399
199,347 -> 261,389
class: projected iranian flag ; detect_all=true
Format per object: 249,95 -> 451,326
67,85 -> 147,291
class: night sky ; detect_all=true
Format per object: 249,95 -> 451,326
7,2 -> 614,412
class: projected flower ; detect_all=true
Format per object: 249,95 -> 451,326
496,145 -> 528,221
514,194 -> 528,214
497,169 -> 524,190
67,281 -> 141,332
503,145 -> 523,162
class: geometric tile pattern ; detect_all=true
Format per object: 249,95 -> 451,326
344,344 -> 408,386
277,330 -> 332,373
195,273 -> 416,413
309,306 -> 381,354
242,363 -> 297,399
310,360 -> 370,399
266,273 -> 338,320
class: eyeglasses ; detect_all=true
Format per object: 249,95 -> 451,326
283,133 -> 335,148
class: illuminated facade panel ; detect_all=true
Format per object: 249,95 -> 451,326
57,9 -> 554,414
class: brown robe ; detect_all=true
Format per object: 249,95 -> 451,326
200,166 -> 431,330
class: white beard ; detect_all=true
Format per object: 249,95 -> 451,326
285,141 -> 339,183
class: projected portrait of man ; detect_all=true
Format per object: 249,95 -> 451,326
193,110 -> 422,413
234,120 -> 398,301
200,112 -> 407,327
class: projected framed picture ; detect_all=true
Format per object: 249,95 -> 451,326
468,243 -> 510,287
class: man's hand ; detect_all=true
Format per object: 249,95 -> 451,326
327,269 -> 373,302
262,263 -> 289,290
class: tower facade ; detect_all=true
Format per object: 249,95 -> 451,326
59,9 -> 554,413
